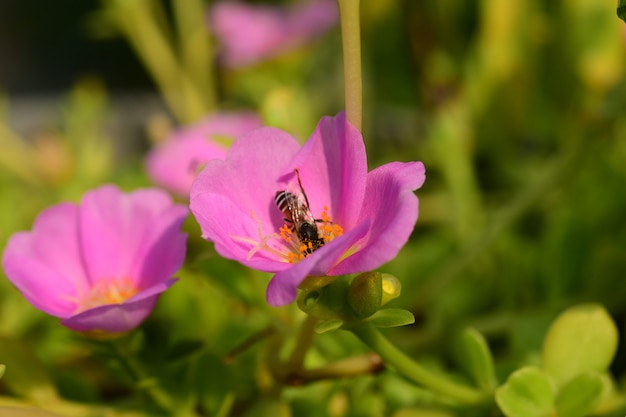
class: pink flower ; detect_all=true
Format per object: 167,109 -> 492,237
146,112 -> 263,197
190,112 -> 425,306
1,185 -> 188,333
209,0 -> 339,67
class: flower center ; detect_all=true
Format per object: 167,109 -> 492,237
230,206 -> 344,264
280,206 -> 344,263
75,278 -> 138,313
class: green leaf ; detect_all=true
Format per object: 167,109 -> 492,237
542,304 -> 617,386
618,0 -> 626,23
453,328 -> 497,391
365,309 -> 415,328
315,319 -> 344,334
0,364 -> 5,379
495,367 -> 555,417
0,337 -> 59,404
555,372 -> 604,417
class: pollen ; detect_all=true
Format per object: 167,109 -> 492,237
76,277 -> 138,313
287,251 -> 305,263
321,206 -> 332,222
279,224 -> 293,242
318,208 -> 343,243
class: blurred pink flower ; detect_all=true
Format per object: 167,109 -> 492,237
190,112 -> 425,306
1,185 -> 188,333
209,0 -> 339,67
146,112 -> 263,197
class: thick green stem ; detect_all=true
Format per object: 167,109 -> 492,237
290,353 -> 383,384
285,315 -> 318,371
349,324 -> 484,404
337,0 -> 362,131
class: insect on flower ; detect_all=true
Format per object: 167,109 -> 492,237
275,169 -> 325,255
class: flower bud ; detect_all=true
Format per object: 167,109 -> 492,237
297,276 -> 350,320
348,272 -> 383,318
381,273 -> 402,306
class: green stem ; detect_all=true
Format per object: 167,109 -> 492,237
285,314 -> 318,371
289,353 -> 383,384
337,0 -> 363,131
111,0 -> 207,122
109,338 -> 175,413
349,323 -> 484,404
173,0 -> 217,113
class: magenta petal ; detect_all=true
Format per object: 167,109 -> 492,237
145,112 -> 262,196
146,136 -> 227,197
331,161 -> 426,275
265,220 -> 370,306
60,279 -> 176,333
79,185 -> 174,285
209,0 -> 338,67
190,127 -> 301,269
1,203 -> 86,317
280,112 -> 367,230
132,205 -> 188,290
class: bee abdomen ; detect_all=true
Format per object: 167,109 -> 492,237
275,191 -> 295,220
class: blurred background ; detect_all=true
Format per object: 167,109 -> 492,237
1,0 -> 626,416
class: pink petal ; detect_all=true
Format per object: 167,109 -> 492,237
146,136 -> 227,197
60,278 -> 176,333
190,127 -> 301,270
79,185 -> 176,285
287,0 -> 339,39
331,161 -> 426,275
146,112 -> 262,196
131,205 -> 188,290
182,112 -> 263,139
1,203 -> 86,317
279,112 -> 367,231
265,220 -> 370,306
209,0 -> 338,67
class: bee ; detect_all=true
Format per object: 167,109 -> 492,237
275,169 -> 325,255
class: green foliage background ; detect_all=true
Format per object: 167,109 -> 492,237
0,0 -> 625,416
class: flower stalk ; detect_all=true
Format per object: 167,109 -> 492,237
337,0 -> 362,131
110,0 -> 210,122
108,338 -> 175,413
172,0 -> 217,113
285,314 -> 319,371
349,323 -> 485,404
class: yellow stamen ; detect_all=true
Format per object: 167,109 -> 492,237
279,224 -> 293,242
76,277 -> 138,313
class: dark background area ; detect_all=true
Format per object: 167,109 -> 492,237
0,1 -> 152,94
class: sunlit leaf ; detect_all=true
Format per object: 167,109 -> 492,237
495,366 -> 555,417
542,304 -> 617,386
555,372 -> 604,417
365,309 -> 415,328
